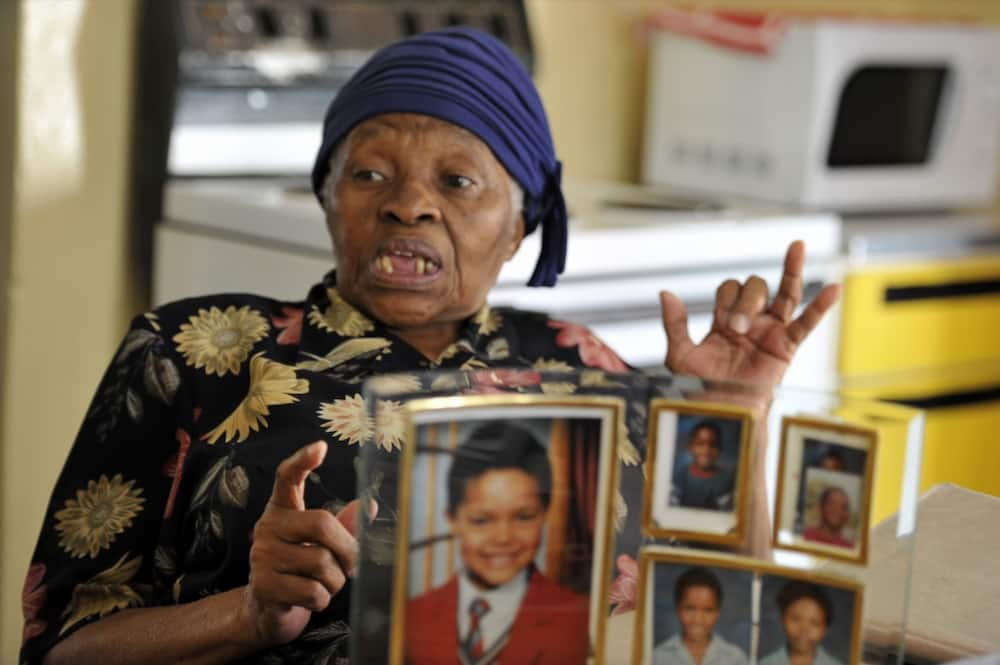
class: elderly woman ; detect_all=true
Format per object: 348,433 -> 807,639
21,27 -> 838,665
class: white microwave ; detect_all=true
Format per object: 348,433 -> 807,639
642,20 -> 1000,212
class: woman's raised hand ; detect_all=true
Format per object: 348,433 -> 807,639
241,441 -> 367,648
659,240 -> 841,387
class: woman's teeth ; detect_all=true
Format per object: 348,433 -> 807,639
376,252 -> 439,275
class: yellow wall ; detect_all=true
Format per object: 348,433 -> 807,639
0,0 -> 17,657
0,1 -> 140,660
529,0 -> 661,183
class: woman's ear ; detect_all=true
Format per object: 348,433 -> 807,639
503,213 -> 526,262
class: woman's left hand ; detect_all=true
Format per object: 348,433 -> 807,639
659,240 -> 841,386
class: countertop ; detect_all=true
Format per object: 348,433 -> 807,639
842,209 -> 1000,266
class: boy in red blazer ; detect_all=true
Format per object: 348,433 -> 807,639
405,422 -> 590,665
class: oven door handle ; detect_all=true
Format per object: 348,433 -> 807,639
884,277 -> 1000,303
886,384 -> 1000,411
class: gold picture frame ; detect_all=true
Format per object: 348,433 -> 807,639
389,393 -> 625,665
773,416 -> 878,565
641,399 -> 755,547
633,547 -> 864,665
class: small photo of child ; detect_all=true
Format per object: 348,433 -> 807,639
633,550 -> 864,665
757,574 -> 861,665
795,439 -> 868,541
774,418 -> 876,563
801,470 -> 862,550
669,418 -> 740,512
645,401 -> 753,545
644,560 -> 753,665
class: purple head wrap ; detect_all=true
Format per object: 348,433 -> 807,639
311,27 -> 566,287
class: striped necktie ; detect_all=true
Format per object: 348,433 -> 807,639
463,597 -> 491,661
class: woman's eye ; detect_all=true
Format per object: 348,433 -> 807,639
468,515 -> 490,526
444,174 -> 474,189
352,169 -> 386,182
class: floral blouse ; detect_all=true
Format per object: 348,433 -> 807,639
19,272 -> 634,665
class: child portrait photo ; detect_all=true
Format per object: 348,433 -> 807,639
757,571 -> 862,665
632,550 -> 863,665
643,400 -> 753,546
392,395 -> 622,665
774,417 -> 877,563
634,551 -> 754,665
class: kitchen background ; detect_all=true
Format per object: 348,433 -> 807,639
1,1 -> 999,661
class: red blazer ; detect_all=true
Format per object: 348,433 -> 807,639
405,569 -> 590,665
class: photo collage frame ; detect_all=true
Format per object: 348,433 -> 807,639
633,548 -> 863,665
773,417 -> 877,565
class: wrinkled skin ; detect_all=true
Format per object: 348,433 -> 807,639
660,242 -> 840,386
326,113 -> 524,360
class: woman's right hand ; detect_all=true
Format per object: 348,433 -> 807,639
42,440 -> 368,665
240,440 -> 366,648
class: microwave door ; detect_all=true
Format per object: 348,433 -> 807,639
827,65 -> 951,168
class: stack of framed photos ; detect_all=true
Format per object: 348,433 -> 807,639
349,369 -> 924,665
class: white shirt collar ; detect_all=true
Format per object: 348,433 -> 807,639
457,568 -> 530,653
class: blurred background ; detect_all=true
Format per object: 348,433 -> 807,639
1,1 -> 999,661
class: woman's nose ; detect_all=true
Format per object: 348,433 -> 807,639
379,178 -> 441,225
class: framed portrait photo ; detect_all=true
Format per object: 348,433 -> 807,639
390,394 -> 623,665
773,417 -> 878,564
756,565 -> 864,665
642,400 -> 754,546
632,549 -> 865,665
632,548 -> 757,665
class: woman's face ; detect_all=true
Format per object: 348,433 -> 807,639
676,585 -> 720,644
327,113 -> 524,333
449,468 -> 546,590
782,597 -> 828,655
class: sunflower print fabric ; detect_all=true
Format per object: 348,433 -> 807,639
54,474 -> 145,559
174,305 -> 270,376
19,271 -> 636,665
